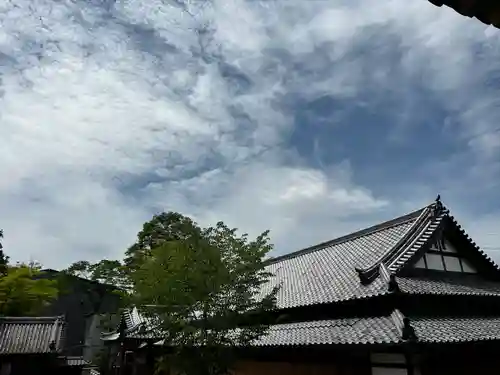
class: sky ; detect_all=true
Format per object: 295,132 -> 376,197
1,0 -> 500,269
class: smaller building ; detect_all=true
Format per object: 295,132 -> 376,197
0,316 -> 88,375
38,269 -> 123,362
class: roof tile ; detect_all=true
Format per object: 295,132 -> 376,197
412,316 -> 500,343
397,275 -> 500,297
262,213 -> 419,308
252,316 -> 402,346
0,316 -> 65,355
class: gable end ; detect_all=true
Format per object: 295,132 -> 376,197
398,215 -> 500,279
356,198 -> 446,284
356,196 -> 500,285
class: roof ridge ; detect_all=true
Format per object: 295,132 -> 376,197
0,316 -> 64,322
379,198 -> 500,279
446,212 -> 500,271
268,206 -> 426,264
355,203 -> 437,284
41,269 -> 118,289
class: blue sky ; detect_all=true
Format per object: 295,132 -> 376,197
1,0 -> 500,268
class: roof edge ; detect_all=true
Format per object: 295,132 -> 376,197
355,204 -> 434,283
0,315 -> 65,322
446,213 -> 500,272
41,268 -> 119,290
355,196 -> 449,284
267,206 -> 426,264
428,0 -> 500,29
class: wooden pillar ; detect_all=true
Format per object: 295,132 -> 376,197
146,343 -> 155,375
0,362 -> 12,375
118,341 -> 126,375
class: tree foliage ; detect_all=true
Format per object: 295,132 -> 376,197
0,264 -> 59,316
64,211 -> 279,375
124,212 -> 199,271
0,229 -> 9,276
0,230 -> 58,316
132,215 -> 279,375
65,259 -> 130,288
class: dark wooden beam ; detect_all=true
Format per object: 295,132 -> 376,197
428,0 -> 500,29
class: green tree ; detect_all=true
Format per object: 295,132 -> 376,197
132,216 -> 279,375
65,259 -> 129,287
124,212 -> 200,271
63,259 -> 131,311
0,264 -> 59,316
0,229 -> 9,276
65,260 -> 93,279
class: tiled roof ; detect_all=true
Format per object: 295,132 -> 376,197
396,275 -> 500,297
125,324 -> 164,340
100,307 -> 164,341
428,0 -> 500,29
262,210 -> 420,308
64,356 -> 89,366
0,316 -> 65,355
252,315 -> 402,346
261,199 -> 500,309
103,307 -> 500,347
122,307 -> 162,339
252,311 -> 500,347
115,312 -> 403,346
412,315 -> 500,343
123,307 -> 146,329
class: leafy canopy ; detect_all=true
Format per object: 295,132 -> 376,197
0,230 -> 58,316
0,264 -> 59,316
0,229 -> 9,276
131,217 -> 279,375
65,259 -> 129,287
124,211 -> 199,271
65,212 -> 279,375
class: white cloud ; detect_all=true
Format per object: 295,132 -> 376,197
0,0 -> 499,269
144,159 -> 388,252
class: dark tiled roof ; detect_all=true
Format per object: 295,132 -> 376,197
412,316 -> 500,343
100,307 -> 164,341
428,0 -> 500,29
252,311 -> 500,347
252,315 -> 402,346
123,307 -> 146,330
262,210 -> 420,308
104,308 -> 500,347
122,307 -> 162,339
126,324 -> 163,340
0,316 -> 65,355
117,312 -> 404,346
261,199 -> 500,309
64,356 -> 89,366
397,275 -> 500,297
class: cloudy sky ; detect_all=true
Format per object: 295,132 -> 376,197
1,0 -> 500,269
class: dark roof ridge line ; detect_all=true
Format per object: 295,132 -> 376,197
267,207 -> 426,264
355,204 -> 433,279
355,197 -> 451,284
41,268 -> 118,290
0,316 -> 65,322
386,202 -> 500,277
447,213 -> 500,271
